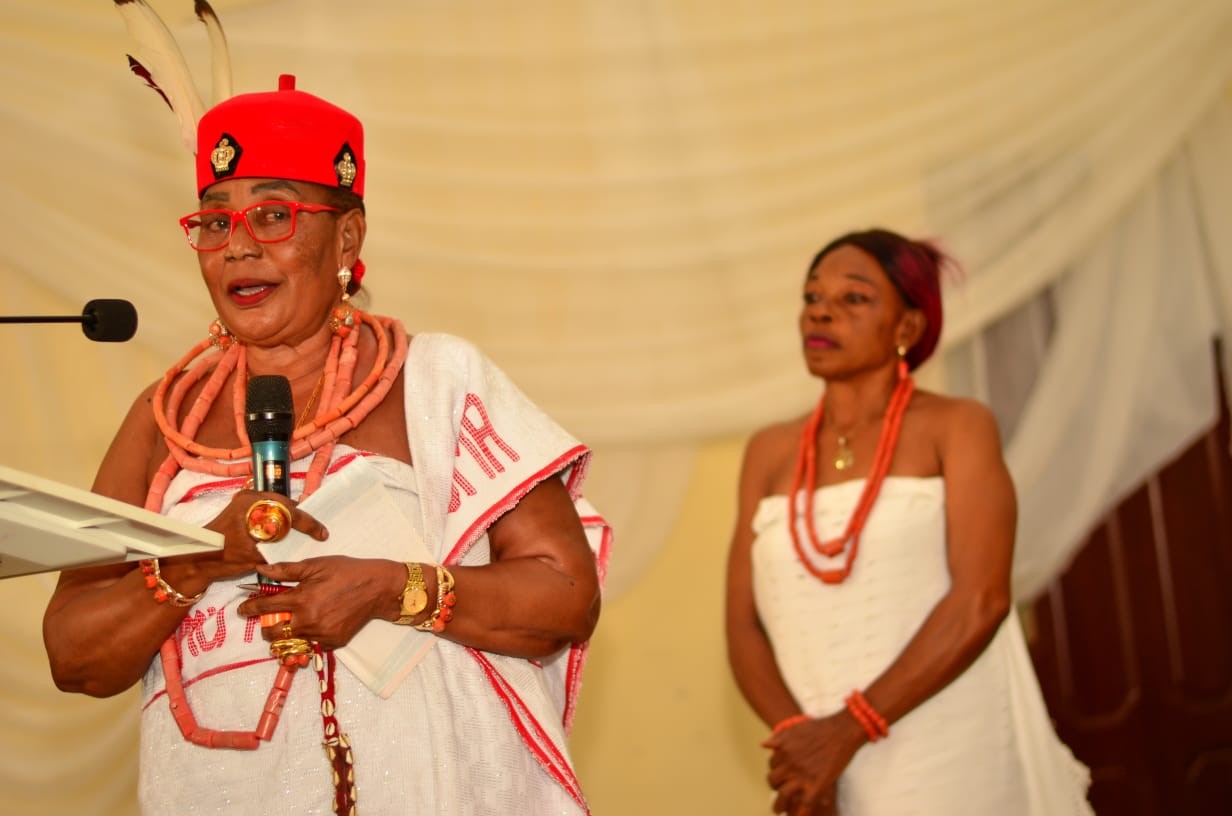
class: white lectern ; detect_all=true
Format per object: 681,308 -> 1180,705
0,463 -> 222,579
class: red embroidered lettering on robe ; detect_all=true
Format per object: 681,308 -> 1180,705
449,393 -> 520,513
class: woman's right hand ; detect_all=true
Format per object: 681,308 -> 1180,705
167,490 -> 330,586
764,712 -> 864,815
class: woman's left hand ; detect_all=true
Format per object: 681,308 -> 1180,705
763,712 -> 864,815
236,556 -> 402,650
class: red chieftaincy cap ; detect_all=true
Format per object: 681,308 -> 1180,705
194,74 -> 365,199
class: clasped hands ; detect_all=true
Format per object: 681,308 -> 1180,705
763,711 -> 864,816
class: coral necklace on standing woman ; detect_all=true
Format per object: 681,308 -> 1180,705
787,348 -> 914,585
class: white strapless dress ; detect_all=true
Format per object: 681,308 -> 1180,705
752,477 -> 1092,816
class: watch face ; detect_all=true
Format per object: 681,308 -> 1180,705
402,587 -> 429,616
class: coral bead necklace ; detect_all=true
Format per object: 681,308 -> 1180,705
788,358 -> 914,584
146,309 -> 408,510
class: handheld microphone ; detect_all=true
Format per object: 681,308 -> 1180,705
245,375 -> 294,600
245,375 -> 294,496
0,298 -> 138,342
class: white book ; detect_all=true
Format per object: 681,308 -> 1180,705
0,463 -> 223,579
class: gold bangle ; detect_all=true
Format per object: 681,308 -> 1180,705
139,559 -> 205,608
414,564 -> 457,633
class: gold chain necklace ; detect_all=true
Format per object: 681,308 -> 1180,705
297,371 -> 325,429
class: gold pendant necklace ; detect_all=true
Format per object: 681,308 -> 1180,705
835,435 -> 855,471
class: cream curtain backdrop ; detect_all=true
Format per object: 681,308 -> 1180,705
1,1 -> 1230,813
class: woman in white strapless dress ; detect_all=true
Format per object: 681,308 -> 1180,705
725,229 -> 1092,816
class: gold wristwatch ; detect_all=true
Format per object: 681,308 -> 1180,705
395,562 -> 429,624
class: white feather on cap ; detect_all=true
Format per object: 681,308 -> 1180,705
113,0 -> 232,155
194,0 -> 232,104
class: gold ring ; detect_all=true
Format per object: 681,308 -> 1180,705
270,636 -> 313,666
280,622 -> 294,640
246,499 -> 291,542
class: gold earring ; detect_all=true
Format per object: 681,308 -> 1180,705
896,344 -> 907,358
208,318 -> 234,349
330,266 -> 356,338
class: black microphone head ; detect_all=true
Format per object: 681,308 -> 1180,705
81,299 -> 138,342
245,375 -> 295,441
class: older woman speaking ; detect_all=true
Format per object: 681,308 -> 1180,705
42,72 -> 606,815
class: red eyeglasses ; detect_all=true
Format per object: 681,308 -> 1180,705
179,201 -> 342,251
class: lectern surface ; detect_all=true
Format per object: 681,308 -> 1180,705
0,464 -> 222,579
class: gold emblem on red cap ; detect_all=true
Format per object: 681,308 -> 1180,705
334,143 -> 357,188
336,152 -> 356,187
210,133 -> 242,179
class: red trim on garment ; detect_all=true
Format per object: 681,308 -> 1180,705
468,648 -> 589,813
559,516 -> 612,731
577,514 -> 613,585
177,451 -> 374,502
562,450 -> 589,499
141,656 -> 278,712
443,445 -> 589,566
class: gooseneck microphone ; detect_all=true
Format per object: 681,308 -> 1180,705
245,375 -> 294,496
0,298 -> 138,342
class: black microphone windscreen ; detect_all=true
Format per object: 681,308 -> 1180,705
245,375 -> 294,441
81,299 -> 138,342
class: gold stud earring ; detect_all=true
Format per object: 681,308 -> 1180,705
896,344 -> 910,379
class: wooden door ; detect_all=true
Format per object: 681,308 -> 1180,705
1028,372 -> 1232,815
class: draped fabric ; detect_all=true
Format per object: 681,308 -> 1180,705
948,103 -> 1232,599
1,1 -> 1230,813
